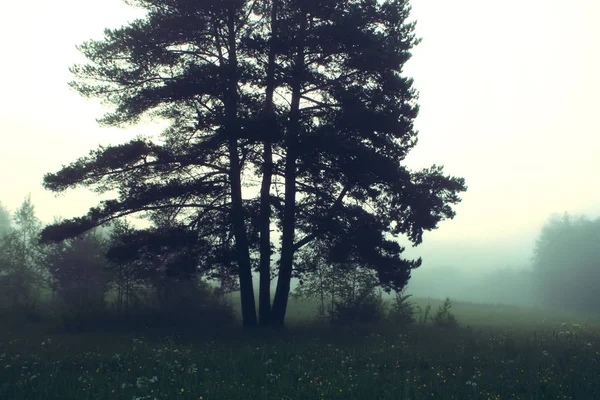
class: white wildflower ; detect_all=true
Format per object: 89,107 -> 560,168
266,372 -> 280,383
187,363 -> 198,374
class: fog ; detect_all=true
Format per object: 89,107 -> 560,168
1,0 -> 600,310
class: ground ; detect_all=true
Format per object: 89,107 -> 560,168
1,297 -> 599,399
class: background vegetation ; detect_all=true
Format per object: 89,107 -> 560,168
2,197 -> 600,399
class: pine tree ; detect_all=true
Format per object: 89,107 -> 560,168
41,0 -> 466,328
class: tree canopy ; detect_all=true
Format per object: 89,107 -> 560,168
41,0 -> 467,327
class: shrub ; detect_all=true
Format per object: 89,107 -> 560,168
330,292 -> 386,326
55,275 -> 237,334
60,306 -> 102,332
387,291 -> 416,326
431,297 -> 459,328
151,277 -> 237,331
415,302 -> 432,324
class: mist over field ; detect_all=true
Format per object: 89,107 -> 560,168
1,0 -> 600,398
1,0 -> 600,326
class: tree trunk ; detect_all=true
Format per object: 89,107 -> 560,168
258,0 -> 279,327
319,269 -> 326,318
224,6 -> 257,328
271,8 -> 307,327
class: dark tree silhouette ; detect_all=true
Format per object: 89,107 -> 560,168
46,229 -> 112,328
41,0 -> 466,328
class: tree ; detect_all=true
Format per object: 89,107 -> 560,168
292,242 -> 341,319
0,202 -> 13,304
46,228 -> 112,330
293,241 -> 383,323
41,0 -> 467,328
13,195 -> 44,267
105,219 -> 144,313
532,213 -> 600,314
0,195 -> 46,310
0,202 -> 11,237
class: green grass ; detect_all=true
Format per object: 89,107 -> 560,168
1,298 -> 600,400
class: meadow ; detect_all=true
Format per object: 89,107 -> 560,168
1,297 -> 600,400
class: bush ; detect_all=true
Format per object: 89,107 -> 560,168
330,293 -> 386,326
431,297 -> 459,328
55,276 -> 237,334
387,291 -> 416,326
147,277 -> 237,332
414,302 -> 432,324
59,293 -> 107,332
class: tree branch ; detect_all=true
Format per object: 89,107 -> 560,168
293,184 -> 351,251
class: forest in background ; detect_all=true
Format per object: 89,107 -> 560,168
2,196 -> 599,334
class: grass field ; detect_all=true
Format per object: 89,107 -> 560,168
1,297 -> 600,400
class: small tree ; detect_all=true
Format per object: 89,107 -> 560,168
47,229 -> 111,330
293,242 -> 384,324
0,202 -> 11,237
415,302 -> 432,324
388,290 -> 416,326
105,219 -> 148,313
0,196 -> 46,313
293,244 -> 338,319
0,232 -> 39,310
431,297 -> 458,328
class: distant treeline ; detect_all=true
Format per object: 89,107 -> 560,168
407,212 -> 600,315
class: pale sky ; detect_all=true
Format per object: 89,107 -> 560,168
1,0 -> 599,272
